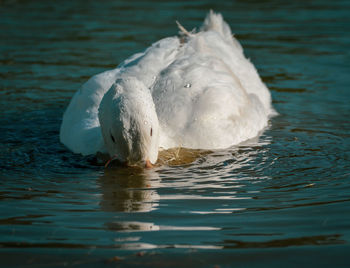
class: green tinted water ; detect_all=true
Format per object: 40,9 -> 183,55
1,0 -> 350,267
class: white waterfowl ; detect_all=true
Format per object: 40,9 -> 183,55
60,11 -> 273,167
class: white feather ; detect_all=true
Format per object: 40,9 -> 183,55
60,11 -> 274,164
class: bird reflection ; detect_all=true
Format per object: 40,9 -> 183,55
98,166 -> 160,213
97,148 -> 210,214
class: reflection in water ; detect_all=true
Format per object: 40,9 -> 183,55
98,167 -> 160,213
99,167 -> 161,234
106,221 -> 160,232
1,0 -> 350,264
99,163 -> 224,243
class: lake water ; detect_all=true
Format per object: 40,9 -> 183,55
1,0 -> 350,267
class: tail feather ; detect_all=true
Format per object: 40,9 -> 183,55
202,10 -> 243,51
201,10 -> 233,42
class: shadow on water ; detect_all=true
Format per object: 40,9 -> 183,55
217,234 -> 345,249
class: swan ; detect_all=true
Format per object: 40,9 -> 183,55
60,11 -> 273,167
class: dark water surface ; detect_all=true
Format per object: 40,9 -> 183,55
1,0 -> 350,267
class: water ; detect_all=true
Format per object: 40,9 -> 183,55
1,0 -> 350,267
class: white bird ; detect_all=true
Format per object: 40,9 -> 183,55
60,11 -> 273,168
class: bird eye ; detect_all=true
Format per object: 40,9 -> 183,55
110,133 -> 116,143
150,128 -> 153,137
